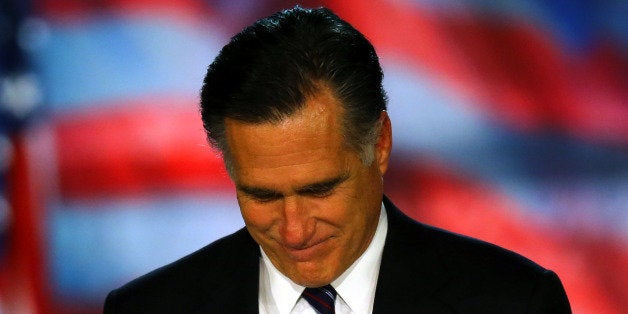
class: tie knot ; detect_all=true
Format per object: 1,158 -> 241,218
302,284 -> 336,314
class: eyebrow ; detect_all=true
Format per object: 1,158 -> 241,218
237,185 -> 282,199
295,173 -> 349,195
236,172 -> 350,198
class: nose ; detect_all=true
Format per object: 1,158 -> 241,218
279,197 -> 314,248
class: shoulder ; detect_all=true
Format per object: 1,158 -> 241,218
385,197 -> 551,277
104,228 -> 259,313
380,197 -> 571,313
419,222 -> 570,312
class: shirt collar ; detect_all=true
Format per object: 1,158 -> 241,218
260,248 -> 304,313
259,203 -> 388,313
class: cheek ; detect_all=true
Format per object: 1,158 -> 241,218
319,192 -> 362,227
239,202 -> 277,231
337,174 -> 382,228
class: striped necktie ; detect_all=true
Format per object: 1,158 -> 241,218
301,284 -> 336,314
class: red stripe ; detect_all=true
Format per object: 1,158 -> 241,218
303,291 -> 334,310
53,97 -> 233,199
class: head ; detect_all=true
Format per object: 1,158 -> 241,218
199,6 -> 392,286
200,6 -> 387,172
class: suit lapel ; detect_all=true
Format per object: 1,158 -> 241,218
189,198 -> 456,313
373,197 -> 455,313
193,228 -> 261,313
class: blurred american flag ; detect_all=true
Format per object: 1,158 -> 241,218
2,0 -> 626,313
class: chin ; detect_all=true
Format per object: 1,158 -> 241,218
294,276 -> 333,288
290,265 -> 337,287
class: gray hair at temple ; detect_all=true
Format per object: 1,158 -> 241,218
199,6 -> 388,174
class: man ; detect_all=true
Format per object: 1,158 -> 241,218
104,6 -> 571,313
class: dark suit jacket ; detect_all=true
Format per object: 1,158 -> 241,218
104,197 -> 571,313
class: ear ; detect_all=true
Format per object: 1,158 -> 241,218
374,111 -> 392,175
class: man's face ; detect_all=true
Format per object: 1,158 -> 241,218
224,89 -> 391,287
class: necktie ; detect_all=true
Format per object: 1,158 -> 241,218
301,284 -> 336,314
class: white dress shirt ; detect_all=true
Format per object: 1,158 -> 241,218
259,204 -> 388,314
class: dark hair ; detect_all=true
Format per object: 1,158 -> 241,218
200,6 -> 387,168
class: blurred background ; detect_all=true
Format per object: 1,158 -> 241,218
1,0 -> 626,313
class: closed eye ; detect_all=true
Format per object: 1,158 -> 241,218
300,185 -> 335,198
238,186 -> 282,203
296,173 -> 349,198
236,173 -> 349,202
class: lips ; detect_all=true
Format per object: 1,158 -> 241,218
281,237 -> 333,262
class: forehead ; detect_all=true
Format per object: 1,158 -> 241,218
224,89 -> 351,184
226,89 -> 343,151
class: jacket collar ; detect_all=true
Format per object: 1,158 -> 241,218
193,227 -> 261,313
373,196 -> 455,313
190,196 -> 456,313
